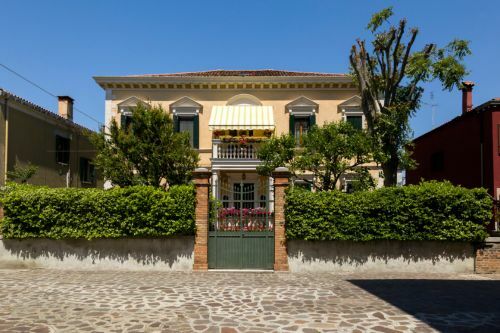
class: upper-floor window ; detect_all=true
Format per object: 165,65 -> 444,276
176,116 -> 198,148
293,116 -> 315,146
117,96 -> 150,130
79,157 -> 96,185
55,135 -> 70,165
120,109 -> 133,129
346,115 -> 363,130
339,95 -> 364,130
170,97 -> 202,149
430,151 -> 444,172
286,96 -> 318,146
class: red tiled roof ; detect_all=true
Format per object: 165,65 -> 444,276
128,69 -> 348,78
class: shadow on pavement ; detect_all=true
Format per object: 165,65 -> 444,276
348,279 -> 500,333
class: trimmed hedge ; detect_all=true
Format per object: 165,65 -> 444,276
286,181 -> 492,242
0,184 -> 195,239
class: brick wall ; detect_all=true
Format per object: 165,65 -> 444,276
272,167 -> 290,271
192,168 -> 211,271
475,238 -> 500,274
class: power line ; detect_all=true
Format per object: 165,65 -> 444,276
0,63 -> 103,127
0,63 -> 58,98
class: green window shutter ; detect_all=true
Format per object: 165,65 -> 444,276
289,115 -> 295,136
120,114 -> 127,128
193,115 -> 199,149
309,114 -> 316,127
346,116 -> 362,130
173,115 -> 179,132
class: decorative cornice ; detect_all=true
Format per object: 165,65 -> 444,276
93,76 -> 356,91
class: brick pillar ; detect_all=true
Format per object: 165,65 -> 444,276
192,167 -> 211,271
272,167 -> 291,271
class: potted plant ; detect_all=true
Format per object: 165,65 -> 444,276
263,129 -> 273,138
213,130 -> 224,138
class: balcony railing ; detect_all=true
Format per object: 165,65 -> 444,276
212,140 -> 261,160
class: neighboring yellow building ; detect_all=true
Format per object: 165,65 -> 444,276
94,69 -> 381,200
0,89 -> 101,188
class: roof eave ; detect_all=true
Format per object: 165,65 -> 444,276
93,75 -> 353,89
0,88 -> 95,133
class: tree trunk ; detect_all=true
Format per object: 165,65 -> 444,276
382,156 -> 399,187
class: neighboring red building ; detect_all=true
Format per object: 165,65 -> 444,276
407,82 -> 500,200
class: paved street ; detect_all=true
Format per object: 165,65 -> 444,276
0,269 -> 499,333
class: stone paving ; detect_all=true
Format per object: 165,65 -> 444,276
0,269 -> 499,333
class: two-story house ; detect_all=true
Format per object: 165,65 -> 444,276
0,89 -> 101,188
94,70 -> 380,204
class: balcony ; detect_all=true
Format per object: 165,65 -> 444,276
211,139 -> 264,170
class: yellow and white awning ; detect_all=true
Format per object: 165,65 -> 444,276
209,105 -> 275,130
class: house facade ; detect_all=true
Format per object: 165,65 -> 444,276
406,82 -> 500,230
94,70 -> 383,197
407,82 -> 500,195
0,89 -> 101,188
94,69 -> 388,269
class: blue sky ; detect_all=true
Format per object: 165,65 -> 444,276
1,0 -> 499,136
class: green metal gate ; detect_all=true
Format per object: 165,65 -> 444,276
208,181 -> 274,269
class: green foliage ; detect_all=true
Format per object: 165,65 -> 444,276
0,184 -> 195,239
350,7 -> 471,186
257,121 -> 375,191
256,134 -> 296,176
367,6 -> 393,32
7,162 -> 38,184
90,104 -> 199,187
286,181 -> 491,242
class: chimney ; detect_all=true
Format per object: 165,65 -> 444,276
58,96 -> 74,121
461,81 -> 474,114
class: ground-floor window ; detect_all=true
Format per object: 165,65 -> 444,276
233,183 -> 255,209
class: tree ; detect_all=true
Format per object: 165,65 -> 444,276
90,104 -> 198,187
349,7 -> 471,186
7,162 -> 38,184
257,121 -> 375,191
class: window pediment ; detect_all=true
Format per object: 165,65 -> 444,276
286,96 -> 318,115
338,95 -> 361,111
170,96 -> 202,115
118,97 -> 150,116
118,96 -> 150,110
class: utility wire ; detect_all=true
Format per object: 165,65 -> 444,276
0,63 -> 103,128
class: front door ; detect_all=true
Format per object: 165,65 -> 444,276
208,180 -> 274,269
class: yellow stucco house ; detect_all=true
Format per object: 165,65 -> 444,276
0,89 -> 101,188
94,69 -> 381,203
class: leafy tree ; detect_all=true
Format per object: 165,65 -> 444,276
257,121 -> 375,191
7,162 -> 38,184
90,104 -> 198,187
349,7 -> 471,186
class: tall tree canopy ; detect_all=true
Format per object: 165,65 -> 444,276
350,7 -> 471,186
90,104 -> 198,187
257,121 -> 375,191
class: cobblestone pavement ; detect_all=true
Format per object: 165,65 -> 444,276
0,269 -> 499,333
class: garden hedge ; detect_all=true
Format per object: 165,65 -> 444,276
286,181 -> 492,242
0,184 -> 195,239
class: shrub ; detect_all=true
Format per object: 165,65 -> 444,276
0,184 -> 195,239
285,181 -> 492,242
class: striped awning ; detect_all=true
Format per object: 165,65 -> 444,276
209,105 -> 275,130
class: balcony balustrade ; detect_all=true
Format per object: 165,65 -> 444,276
212,140 -> 261,160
